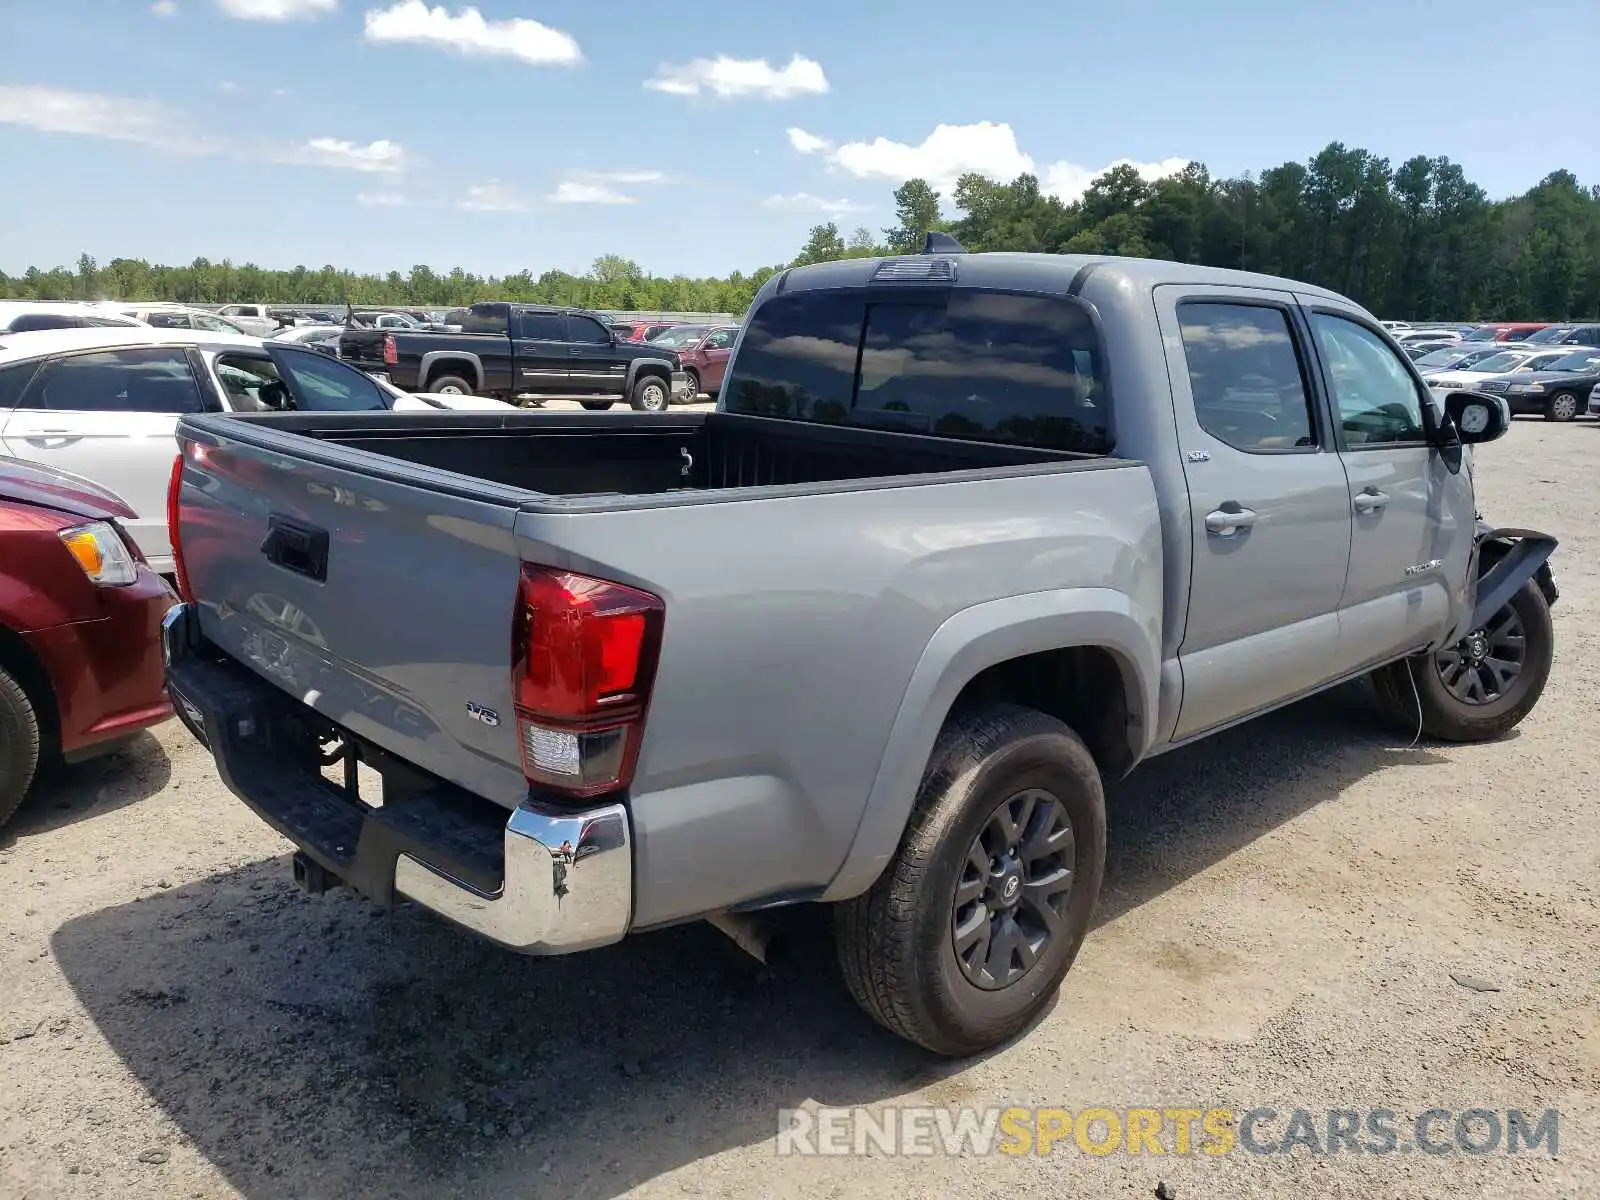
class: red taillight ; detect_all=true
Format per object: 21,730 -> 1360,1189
511,564 -> 664,798
166,450 -> 194,603
382,333 -> 397,365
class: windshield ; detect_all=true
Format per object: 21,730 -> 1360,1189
1469,352 -> 1524,374
1416,348 -> 1468,367
1522,327 -> 1573,344
1548,351 -> 1600,372
1462,328 -> 1498,341
649,326 -> 710,349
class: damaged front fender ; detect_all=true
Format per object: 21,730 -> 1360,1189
1470,524 -> 1559,632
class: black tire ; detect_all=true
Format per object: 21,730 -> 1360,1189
629,374 -> 670,413
1543,390 -> 1580,422
834,703 -> 1106,1057
684,369 -> 701,398
0,666 -> 41,830
579,400 -> 615,412
425,373 -> 475,397
1371,578 -> 1554,743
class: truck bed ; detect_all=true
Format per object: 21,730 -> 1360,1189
214,409 -> 1110,509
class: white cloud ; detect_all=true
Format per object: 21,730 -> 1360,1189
151,0 -> 179,16
812,119 -> 1192,206
0,85 -> 219,154
548,180 -> 634,205
1043,156 -> 1193,203
217,0 -> 337,19
830,121 -> 1034,195
357,190 -> 409,206
645,54 -> 827,100
787,127 -> 832,155
458,181 -> 527,212
761,192 -> 870,215
294,137 -> 405,173
591,169 -> 663,185
363,1 -> 581,66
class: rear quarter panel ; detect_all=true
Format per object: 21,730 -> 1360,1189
517,462 -> 1163,927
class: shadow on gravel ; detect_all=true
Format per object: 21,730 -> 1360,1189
52,682 -> 1447,1199
4,730 -> 171,842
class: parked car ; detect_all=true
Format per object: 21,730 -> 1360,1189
0,454 -> 174,827
1461,322 -> 1549,342
1424,349 -> 1574,391
270,324 -> 345,354
0,327 -> 513,572
213,305 -> 280,337
0,303 -> 146,333
338,301 -> 694,412
97,303 -> 251,335
1402,339 -> 1461,360
646,324 -> 739,398
163,247 -> 1556,1058
1588,381 -> 1600,418
1490,348 -> 1600,420
1412,344 -> 1511,375
1520,323 -> 1600,347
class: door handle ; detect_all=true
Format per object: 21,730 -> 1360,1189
1204,505 -> 1258,537
24,432 -> 81,448
1352,489 -> 1389,514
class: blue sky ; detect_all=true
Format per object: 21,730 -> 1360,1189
3,0 -> 1596,279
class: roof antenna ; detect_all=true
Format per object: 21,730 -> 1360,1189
921,231 -> 967,255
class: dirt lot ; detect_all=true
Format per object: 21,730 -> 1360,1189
2,418 -> 1597,1199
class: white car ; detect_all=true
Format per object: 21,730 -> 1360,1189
0,326 -> 511,571
1590,381 -> 1600,417
0,301 -> 147,333
213,304 -> 281,337
94,302 -> 252,335
1424,349 -> 1574,391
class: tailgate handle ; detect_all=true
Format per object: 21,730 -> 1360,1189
261,516 -> 329,582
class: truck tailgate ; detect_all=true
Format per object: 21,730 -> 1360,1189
173,415 -> 532,809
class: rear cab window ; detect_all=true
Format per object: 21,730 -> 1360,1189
722,289 -> 1111,454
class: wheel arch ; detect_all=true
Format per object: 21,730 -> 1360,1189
0,624 -> 58,753
821,588 -> 1158,901
418,351 -> 484,391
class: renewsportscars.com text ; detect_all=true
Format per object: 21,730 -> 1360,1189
776,1105 -> 1560,1158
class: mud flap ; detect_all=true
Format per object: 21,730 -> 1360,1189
1471,527 -> 1558,630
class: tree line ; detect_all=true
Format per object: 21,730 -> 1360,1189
3,142 -> 1596,320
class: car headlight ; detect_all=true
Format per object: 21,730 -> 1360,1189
1508,383 -> 1543,394
58,521 -> 139,586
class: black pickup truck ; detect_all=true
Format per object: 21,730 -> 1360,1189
339,301 -> 694,411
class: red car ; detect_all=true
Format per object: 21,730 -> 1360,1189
0,456 -> 174,826
648,325 -> 739,398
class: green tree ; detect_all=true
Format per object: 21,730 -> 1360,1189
792,222 -> 847,267
884,179 -> 943,254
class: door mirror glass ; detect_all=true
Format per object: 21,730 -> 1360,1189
1444,390 -> 1510,445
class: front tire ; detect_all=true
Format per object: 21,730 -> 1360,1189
426,373 -> 474,397
1544,390 -> 1580,422
629,375 -> 670,413
1371,578 -> 1554,742
684,369 -> 701,399
834,703 -> 1106,1057
0,666 -> 41,830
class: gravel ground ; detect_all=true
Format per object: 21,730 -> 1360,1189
1,417 -> 1596,1199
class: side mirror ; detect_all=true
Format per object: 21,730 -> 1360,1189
1444,390 -> 1510,445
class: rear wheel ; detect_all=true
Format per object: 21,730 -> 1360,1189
630,375 -> 670,413
579,400 -> 615,411
1371,578 -> 1553,742
834,703 -> 1106,1056
0,666 -> 41,830
426,374 -> 474,397
1543,390 -> 1580,422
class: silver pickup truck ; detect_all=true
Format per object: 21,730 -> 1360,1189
162,247 -> 1558,1057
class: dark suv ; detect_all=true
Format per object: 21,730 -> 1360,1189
339,302 -> 693,411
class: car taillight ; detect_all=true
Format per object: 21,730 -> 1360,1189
382,333 -> 397,365
166,450 -> 194,603
511,564 -> 664,799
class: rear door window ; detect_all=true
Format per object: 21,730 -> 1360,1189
26,348 -> 206,413
517,312 -> 567,340
723,289 -> 1110,453
1176,302 -> 1317,452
